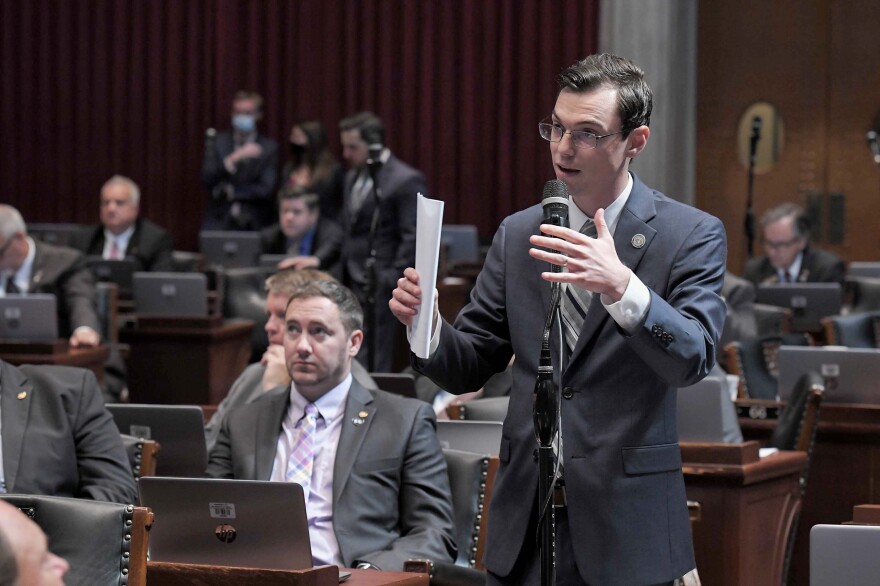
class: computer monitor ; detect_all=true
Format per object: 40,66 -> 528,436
811,524 -> 880,586
138,477 -> 312,571
199,231 -> 261,269
676,376 -> 743,443
778,346 -> 880,404
132,272 -> 208,317
755,282 -> 842,331
106,404 -> 208,477
0,294 -> 58,342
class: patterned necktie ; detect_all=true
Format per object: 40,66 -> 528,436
349,171 -> 374,221
109,239 -> 122,260
561,218 -> 598,352
286,403 -> 320,501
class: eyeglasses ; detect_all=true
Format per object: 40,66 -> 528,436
538,117 -> 626,150
763,238 -> 801,251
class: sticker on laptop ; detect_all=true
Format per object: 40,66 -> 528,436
209,502 -> 236,519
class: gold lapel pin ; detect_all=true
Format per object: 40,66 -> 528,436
358,410 -> 368,418
17,391 -> 27,400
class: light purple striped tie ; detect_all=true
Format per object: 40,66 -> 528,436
286,403 -> 320,499
561,218 -> 598,352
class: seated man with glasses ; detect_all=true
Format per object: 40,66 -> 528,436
744,202 -> 845,286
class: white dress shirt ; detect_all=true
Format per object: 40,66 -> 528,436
270,375 -> 351,567
102,225 -> 135,259
0,236 -> 36,297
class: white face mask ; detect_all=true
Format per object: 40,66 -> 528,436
232,114 -> 256,133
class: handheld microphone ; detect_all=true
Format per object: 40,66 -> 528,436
867,130 -> 880,165
541,179 -> 570,274
750,116 -> 762,144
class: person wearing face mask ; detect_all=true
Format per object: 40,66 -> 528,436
201,90 -> 279,231
282,121 -> 346,222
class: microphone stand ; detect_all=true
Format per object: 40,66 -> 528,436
534,284 -> 560,586
745,119 -> 761,258
363,158 -> 383,373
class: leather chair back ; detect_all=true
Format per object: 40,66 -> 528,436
120,434 -> 160,480
724,334 -> 810,399
442,448 -> 498,570
221,267 -> 276,362
823,311 -> 880,348
0,494 -> 152,586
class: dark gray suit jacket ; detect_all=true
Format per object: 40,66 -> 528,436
0,360 -> 137,503
743,246 -> 846,285
29,240 -> 101,337
206,379 -> 456,570
69,217 -> 175,272
259,217 -> 344,279
415,174 -> 727,585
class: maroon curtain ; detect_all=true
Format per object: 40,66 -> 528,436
0,0 -> 598,250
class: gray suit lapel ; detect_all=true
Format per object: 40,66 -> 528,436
254,388 -> 290,480
569,179 -> 658,366
1,362 -> 33,492
332,380 -> 375,503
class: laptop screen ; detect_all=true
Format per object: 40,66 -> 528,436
0,294 -> 58,342
133,272 -> 208,317
106,404 -> 207,477
677,376 -> 743,444
778,346 -> 880,404
199,231 -> 262,269
755,283 -> 842,332
138,477 -> 312,571
436,420 -> 503,455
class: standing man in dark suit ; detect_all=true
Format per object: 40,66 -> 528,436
0,359 -> 136,503
69,175 -> 175,272
339,112 -> 423,372
391,54 -> 726,585
744,202 -> 846,286
202,90 -> 279,231
260,185 -> 344,279
207,279 -> 455,571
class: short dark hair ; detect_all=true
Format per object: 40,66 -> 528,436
761,202 -> 811,240
277,184 -> 319,211
233,90 -> 264,112
286,279 -> 363,334
339,111 -> 384,146
557,53 -> 652,134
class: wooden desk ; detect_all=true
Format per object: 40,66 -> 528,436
739,401 -> 880,586
147,562 -> 427,585
120,317 -> 253,405
681,441 -> 806,586
0,341 -> 109,382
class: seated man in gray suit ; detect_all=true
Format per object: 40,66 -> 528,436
204,268 -> 376,452
206,280 -> 455,571
0,359 -> 137,504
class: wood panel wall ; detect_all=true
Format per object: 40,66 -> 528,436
697,0 -> 880,275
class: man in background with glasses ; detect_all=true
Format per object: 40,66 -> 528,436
391,53 -> 726,585
744,202 -> 845,286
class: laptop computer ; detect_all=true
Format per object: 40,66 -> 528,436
106,404 -> 208,477
848,261 -> 880,279
199,231 -> 261,269
436,420 -> 503,454
132,272 -> 208,317
676,376 -> 743,443
811,524 -> 880,585
86,256 -> 137,291
138,477 -> 312,570
755,282 -> 842,331
778,346 -> 880,404
0,295 -> 58,342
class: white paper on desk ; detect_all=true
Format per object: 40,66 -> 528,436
412,193 -> 444,358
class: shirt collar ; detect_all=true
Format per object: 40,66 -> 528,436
8,236 -> 37,288
288,373 -> 352,422
104,224 -> 136,248
781,251 -> 804,281
568,173 -> 633,235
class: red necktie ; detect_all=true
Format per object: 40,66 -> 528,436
109,240 -> 121,260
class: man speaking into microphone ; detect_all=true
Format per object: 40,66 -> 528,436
390,54 -> 726,586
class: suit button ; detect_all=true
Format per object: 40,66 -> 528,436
562,388 -> 574,400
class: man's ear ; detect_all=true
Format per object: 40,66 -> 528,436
626,126 -> 650,158
349,329 -> 364,357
